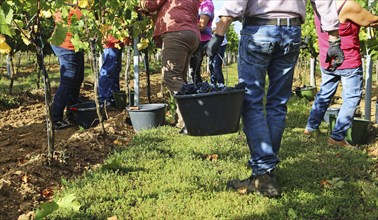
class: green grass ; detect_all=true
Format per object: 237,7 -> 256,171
46,123 -> 378,219
42,63 -> 378,219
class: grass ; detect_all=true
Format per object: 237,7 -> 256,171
40,63 -> 378,219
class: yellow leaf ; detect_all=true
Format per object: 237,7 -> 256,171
20,30 -> 31,46
137,38 -> 149,50
113,139 -> 122,145
40,10 -> 52,18
78,0 -> 94,8
0,40 -> 11,54
0,35 -> 6,43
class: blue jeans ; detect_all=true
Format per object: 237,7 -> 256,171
209,44 -> 226,85
305,67 -> 363,140
239,25 -> 301,176
99,47 -> 123,103
51,45 -> 84,122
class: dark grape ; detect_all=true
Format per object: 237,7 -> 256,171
177,82 -> 246,95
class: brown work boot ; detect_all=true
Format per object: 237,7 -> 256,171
327,137 -> 352,148
227,173 -> 281,198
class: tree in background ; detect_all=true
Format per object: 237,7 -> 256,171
224,23 -> 239,64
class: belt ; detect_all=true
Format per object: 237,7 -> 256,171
243,17 -> 302,26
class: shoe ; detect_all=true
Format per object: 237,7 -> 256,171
179,127 -> 188,135
327,137 -> 352,148
304,128 -> 313,135
227,172 -> 281,198
54,119 -> 72,130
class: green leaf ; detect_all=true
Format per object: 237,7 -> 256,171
49,24 -> 68,46
57,193 -> 81,212
328,177 -> 345,189
0,8 -> 12,36
34,201 -> 59,220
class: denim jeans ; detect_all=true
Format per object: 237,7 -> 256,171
99,47 -> 123,103
306,66 -> 363,140
51,45 -> 84,122
239,25 -> 301,176
209,44 -> 226,85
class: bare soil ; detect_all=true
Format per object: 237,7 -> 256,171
0,69 -> 167,220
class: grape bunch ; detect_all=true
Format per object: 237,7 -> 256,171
177,82 -> 246,95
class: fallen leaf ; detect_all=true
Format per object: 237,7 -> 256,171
320,179 -> 333,188
17,211 -> 35,220
21,175 -> 28,183
321,177 -> 345,189
17,157 -> 27,165
14,170 -> 23,175
113,139 -> 122,145
41,188 -> 54,199
205,154 -> 218,161
237,187 -> 247,194
107,216 -> 118,220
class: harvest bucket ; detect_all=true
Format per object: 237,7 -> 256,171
127,103 -> 166,132
69,101 -> 107,129
174,89 -> 245,136
329,115 -> 371,145
323,107 -> 340,124
113,90 -> 135,110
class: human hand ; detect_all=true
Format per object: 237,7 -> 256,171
326,38 -> 344,72
206,34 -> 224,57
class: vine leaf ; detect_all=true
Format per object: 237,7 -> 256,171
57,193 -> 81,212
49,24 -> 67,46
0,8 -> 13,36
34,201 -> 59,220
0,34 -> 11,54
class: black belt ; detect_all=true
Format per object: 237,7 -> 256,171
243,17 -> 302,26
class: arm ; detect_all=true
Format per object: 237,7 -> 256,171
206,16 -> 233,56
339,0 -> 378,27
214,16 -> 234,36
198,15 -> 210,32
311,0 -> 339,32
327,30 -> 340,42
312,0 -> 343,71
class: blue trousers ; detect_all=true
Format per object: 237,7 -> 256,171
51,45 -> 84,122
306,66 -> 363,140
99,47 -> 123,103
239,24 -> 301,176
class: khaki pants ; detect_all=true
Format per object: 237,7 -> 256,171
161,31 -> 199,128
